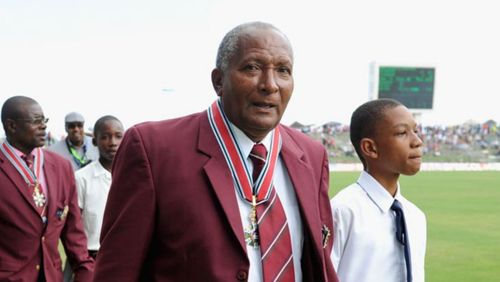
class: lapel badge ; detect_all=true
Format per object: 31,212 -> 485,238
321,224 -> 331,249
57,205 -> 69,221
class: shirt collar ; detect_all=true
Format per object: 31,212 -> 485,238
12,145 -> 27,159
227,121 -> 273,160
357,170 -> 400,213
5,140 -> 32,160
92,160 -> 111,179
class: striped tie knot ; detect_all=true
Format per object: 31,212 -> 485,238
250,144 -> 267,183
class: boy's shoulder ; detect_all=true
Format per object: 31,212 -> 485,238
331,182 -> 368,210
75,160 -> 103,180
399,195 -> 426,219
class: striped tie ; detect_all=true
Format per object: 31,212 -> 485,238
250,144 -> 295,282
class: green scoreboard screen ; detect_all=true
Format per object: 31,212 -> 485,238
378,66 -> 435,109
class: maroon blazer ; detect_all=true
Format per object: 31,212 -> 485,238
0,149 -> 94,282
94,111 -> 339,282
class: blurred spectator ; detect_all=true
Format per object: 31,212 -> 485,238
48,112 -> 98,171
296,119 -> 500,162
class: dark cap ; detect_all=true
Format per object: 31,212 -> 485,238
65,112 -> 85,123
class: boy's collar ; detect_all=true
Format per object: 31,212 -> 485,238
357,171 -> 401,213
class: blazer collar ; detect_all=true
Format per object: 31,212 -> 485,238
279,126 -> 324,258
198,114 -> 323,257
0,147 -> 46,216
198,112 -> 248,253
42,152 -> 61,218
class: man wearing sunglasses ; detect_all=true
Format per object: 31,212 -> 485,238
48,112 -> 98,171
48,112 -> 99,281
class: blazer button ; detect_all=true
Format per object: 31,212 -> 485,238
36,264 -> 40,271
236,270 -> 248,281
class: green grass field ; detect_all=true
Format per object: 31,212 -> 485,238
329,171 -> 500,282
61,171 -> 499,281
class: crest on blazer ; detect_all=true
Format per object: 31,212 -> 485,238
57,205 -> 69,221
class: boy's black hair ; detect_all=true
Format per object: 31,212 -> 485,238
93,115 -> 122,137
350,98 -> 403,169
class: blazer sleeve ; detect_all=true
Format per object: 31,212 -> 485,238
59,161 -> 95,282
93,126 -> 156,282
319,148 -> 339,282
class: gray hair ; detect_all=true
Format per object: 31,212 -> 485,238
215,22 -> 292,72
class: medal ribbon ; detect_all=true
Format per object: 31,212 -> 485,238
207,99 -> 281,205
1,141 -> 44,187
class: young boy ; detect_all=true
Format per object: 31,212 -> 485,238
75,115 -> 124,259
331,98 -> 426,282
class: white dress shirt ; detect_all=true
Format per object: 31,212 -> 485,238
75,160 -> 111,250
331,171 -> 427,282
229,123 -> 303,282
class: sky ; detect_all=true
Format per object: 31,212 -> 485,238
1,0 -> 499,137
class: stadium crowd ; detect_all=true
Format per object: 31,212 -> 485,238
293,119 -> 500,163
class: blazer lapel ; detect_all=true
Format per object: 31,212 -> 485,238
279,127 -> 324,258
197,113 -> 247,253
0,151 -> 40,214
42,152 -> 59,225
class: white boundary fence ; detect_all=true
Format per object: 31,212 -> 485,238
330,162 -> 500,172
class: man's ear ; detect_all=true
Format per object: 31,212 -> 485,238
211,68 -> 223,97
92,137 -> 97,146
5,119 -> 17,135
360,137 -> 378,160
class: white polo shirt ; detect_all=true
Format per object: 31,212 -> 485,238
75,160 -> 111,250
331,171 -> 427,282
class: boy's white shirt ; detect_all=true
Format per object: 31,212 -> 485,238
75,160 -> 112,250
331,170 -> 427,282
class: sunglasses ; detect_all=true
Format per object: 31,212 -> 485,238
67,122 -> 84,129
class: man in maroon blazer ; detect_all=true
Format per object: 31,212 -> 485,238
0,96 -> 94,282
94,22 -> 339,282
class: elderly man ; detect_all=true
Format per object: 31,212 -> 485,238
94,22 -> 338,282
